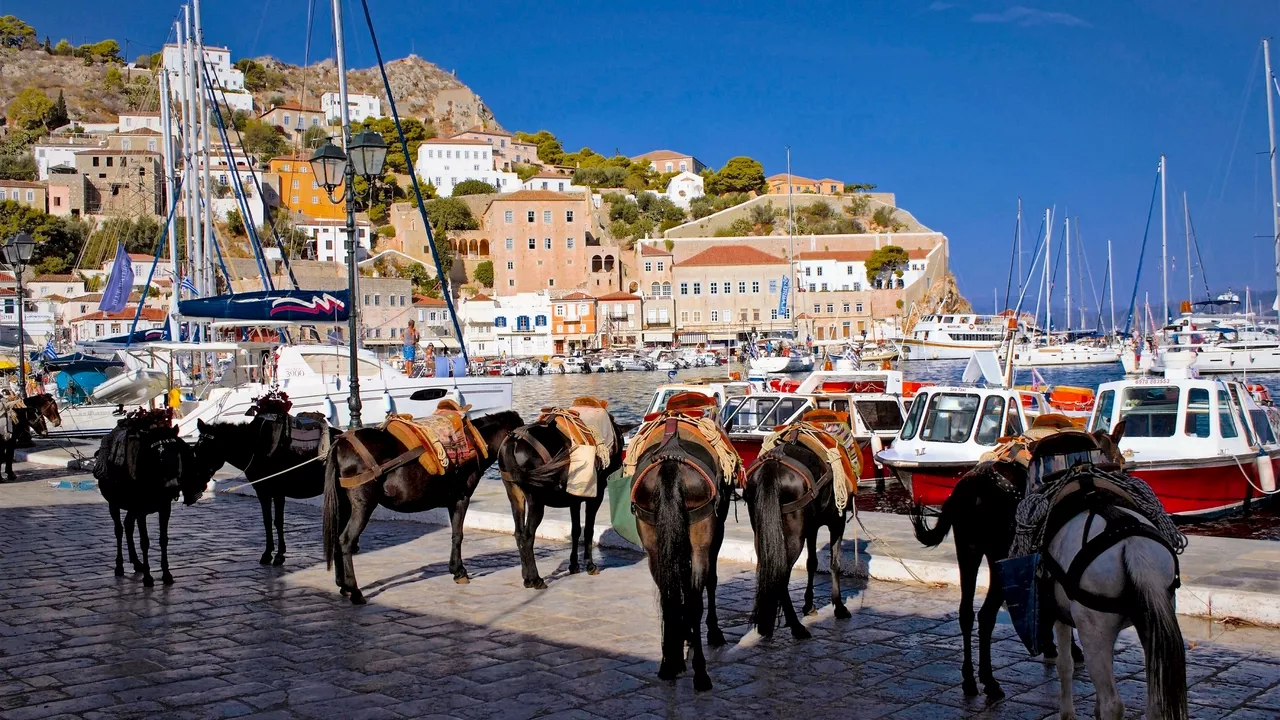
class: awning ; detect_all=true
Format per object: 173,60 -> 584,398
419,336 -> 461,350
642,331 -> 674,342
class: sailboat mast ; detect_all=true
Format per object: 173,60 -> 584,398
160,69 -> 179,336
177,16 -> 192,283
1016,197 -> 1023,297
1065,214 -> 1071,332
1265,39 -> 1280,320
182,8 -> 198,285
786,146 -> 795,330
1183,191 -> 1192,306
1045,207 -> 1052,334
194,0 -> 212,295
1108,240 -> 1115,336
1160,153 -> 1168,326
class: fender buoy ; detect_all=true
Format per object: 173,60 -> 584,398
1257,450 -> 1276,493
969,324 -> 975,329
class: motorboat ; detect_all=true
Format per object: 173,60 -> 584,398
876,353 -> 1050,504
562,356 -> 587,373
1155,328 -> 1280,374
615,354 -> 654,372
1087,366 -> 1279,517
898,313 -> 1010,361
639,376 -> 754,418
1008,342 -> 1119,367
749,349 -> 813,374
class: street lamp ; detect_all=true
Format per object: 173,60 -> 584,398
310,131 -> 388,429
1,232 -> 34,397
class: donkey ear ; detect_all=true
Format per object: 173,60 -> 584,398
197,419 -> 209,432
1111,418 -> 1127,444
245,406 -> 258,416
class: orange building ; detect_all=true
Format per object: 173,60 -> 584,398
551,291 -> 597,353
268,156 -> 344,221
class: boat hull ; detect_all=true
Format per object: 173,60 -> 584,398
1127,454 -> 1271,518
749,355 -> 810,373
898,339 -> 998,361
887,463 -> 973,506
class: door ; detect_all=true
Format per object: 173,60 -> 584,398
816,327 -> 825,340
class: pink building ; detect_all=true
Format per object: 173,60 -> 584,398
488,190 -> 623,295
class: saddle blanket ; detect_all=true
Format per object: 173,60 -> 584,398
761,421 -> 860,512
289,412 -> 328,454
539,400 -> 617,498
382,407 -> 486,476
623,413 -> 743,488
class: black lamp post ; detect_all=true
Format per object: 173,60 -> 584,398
310,130 -> 388,429
2,232 -> 34,397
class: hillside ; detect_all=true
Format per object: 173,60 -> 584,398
0,49 -> 156,122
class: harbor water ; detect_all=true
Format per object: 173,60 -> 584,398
496,360 -> 1280,540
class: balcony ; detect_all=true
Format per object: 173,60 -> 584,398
644,319 -> 672,328
607,311 -> 631,320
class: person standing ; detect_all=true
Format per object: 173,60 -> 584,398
403,320 -> 420,374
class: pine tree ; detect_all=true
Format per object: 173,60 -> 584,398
46,90 -> 69,130
42,36 -> 51,53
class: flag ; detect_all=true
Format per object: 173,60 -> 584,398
1031,367 -> 1048,391
42,338 -> 56,361
98,243 -> 133,314
180,274 -> 199,298
777,276 -> 790,315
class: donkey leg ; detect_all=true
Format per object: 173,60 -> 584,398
523,500 -> 547,589
583,493 -> 603,576
957,544 -> 981,696
568,501 -> 582,574
272,492 -> 287,566
704,497 -> 731,648
136,514 -> 154,587
109,504 -> 125,576
801,524 -> 819,616
977,559 -> 1005,701
503,480 -> 543,588
688,577 -> 712,692
1055,620 -> 1077,720
338,496 -> 376,604
124,511 -> 142,572
829,514 -> 851,619
254,487 -> 274,564
4,438 -> 14,482
1076,609 -> 1124,720
447,494 -> 472,584
158,504 -> 174,585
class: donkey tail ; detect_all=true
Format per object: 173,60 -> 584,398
751,460 -> 788,636
1126,542 -> 1187,720
322,442 -> 341,570
909,500 -> 953,548
655,458 -> 691,673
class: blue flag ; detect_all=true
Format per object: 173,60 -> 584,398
99,243 -> 133,314
42,338 -> 56,361
777,275 -> 790,315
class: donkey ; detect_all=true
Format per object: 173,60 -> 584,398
195,406 -> 335,565
745,426 -> 855,640
498,404 -> 633,588
0,393 -> 62,482
95,416 -> 211,586
323,410 -> 523,604
630,423 -> 733,692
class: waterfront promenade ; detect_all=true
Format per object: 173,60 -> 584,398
4,452 -> 1280,718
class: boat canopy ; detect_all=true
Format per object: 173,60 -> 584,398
179,289 -> 350,322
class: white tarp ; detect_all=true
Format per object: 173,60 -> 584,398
963,351 -> 1005,387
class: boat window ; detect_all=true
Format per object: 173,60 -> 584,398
723,397 -> 777,432
1004,402 -> 1024,437
718,395 -> 745,424
1218,390 -> 1239,439
855,400 -> 904,432
974,396 -> 1005,446
1119,386 -> 1178,438
1250,410 -> 1277,445
942,316 -> 954,324
302,353 -> 384,377
1090,390 -> 1115,434
762,397 -> 808,428
920,393 -> 980,444
900,392 -> 927,440
1184,388 -> 1210,438
1227,385 -> 1256,446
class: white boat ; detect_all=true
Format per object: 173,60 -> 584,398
562,356 -> 587,373
1135,328 -> 1280,375
898,314 -> 1009,361
1009,342 -> 1119,367
749,351 -> 813,374
615,354 -> 654,372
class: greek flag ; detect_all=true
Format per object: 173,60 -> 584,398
180,274 -> 199,298
42,339 -> 56,361
98,243 -> 133,314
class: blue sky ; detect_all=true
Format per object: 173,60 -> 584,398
12,1 -> 1280,322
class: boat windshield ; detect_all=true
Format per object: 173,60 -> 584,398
855,400 -> 904,432
1089,390 -> 1115,433
1028,449 -> 1111,487
974,396 -> 1005,446
900,393 -> 927,440
723,396 -> 808,432
919,393 -> 980,444
1119,386 -> 1179,438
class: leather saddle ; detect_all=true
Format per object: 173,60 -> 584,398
629,415 -> 725,525
340,401 -> 486,489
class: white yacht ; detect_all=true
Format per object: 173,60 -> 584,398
1152,328 -> 1280,375
898,314 -> 1008,361
1008,341 -> 1119,367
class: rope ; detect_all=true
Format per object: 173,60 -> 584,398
853,512 -> 939,587
1124,166 -> 1163,336
1228,452 -> 1280,496
218,455 -> 323,492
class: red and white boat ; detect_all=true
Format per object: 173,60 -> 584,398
1087,366 -> 1280,517
720,369 -> 908,484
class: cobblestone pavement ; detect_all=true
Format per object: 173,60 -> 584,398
3,466 -> 1280,719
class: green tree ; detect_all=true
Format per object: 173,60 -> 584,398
473,260 -> 494,287
864,245 -> 911,286
844,183 -> 876,193
241,120 -> 287,163
300,124 -> 330,150
424,197 -> 478,233
6,89 -> 53,131
46,90 -> 68,129
0,154 -> 36,181
608,197 -> 639,224
515,130 -> 564,165
225,209 -> 245,237
871,205 -> 901,230
103,66 -> 124,92
512,163 -> 539,182
78,39 -> 121,63
573,166 -> 627,188
52,39 -> 72,56
1,202 -> 88,273
451,179 -> 497,196
35,256 -> 67,275
0,15 -> 36,49
90,216 -> 163,256
707,156 -> 766,195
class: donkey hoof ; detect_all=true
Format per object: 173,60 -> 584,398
339,587 -> 350,597
349,592 -> 367,605
568,564 -> 581,575
586,563 -> 599,576
962,678 -> 980,697
132,562 -> 145,573
454,575 -> 470,585
657,660 -> 685,681
790,624 -> 811,640
693,673 -> 713,692
114,565 -> 124,577
524,578 -> 547,590
162,573 -> 175,585
833,604 -> 852,620
259,552 -> 273,565
706,628 -> 726,647
272,554 -> 286,567
984,682 -> 1005,703
5,474 -> 15,483
142,575 -> 155,588
802,603 -> 817,617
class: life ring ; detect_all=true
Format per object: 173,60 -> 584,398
968,324 -> 975,329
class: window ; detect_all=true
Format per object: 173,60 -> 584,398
312,196 -> 319,205
710,283 -> 718,295
805,267 -> 811,277
900,393 -> 928,440
657,261 -> 664,271
692,282 -> 702,295
543,210 -> 552,223
711,311 -> 719,322
1090,390 -> 1115,433
516,315 -> 532,331
826,304 -> 834,313
507,262 -> 514,270
855,303 -> 863,313
1119,386 -> 1178,438
853,282 -> 862,291
122,139 -> 131,150
650,282 -> 661,295
1218,390 -> 1239,438
680,282 -> 689,295
679,162 -> 687,172
771,309 -> 778,320
809,284 -> 817,292
528,238 -> 536,250
92,156 -> 100,167
645,261 -> 652,273
751,281 -> 760,293
753,309 -> 760,321
494,316 -> 507,327
814,304 -> 821,314
842,303 -> 850,313
545,238 -> 552,249
505,238 -> 513,250
527,211 -> 535,222
535,315 -> 548,326
693,311 -> 701,322
816,267 -> 824,276
662,282 -> 671,296
659,307 -> 669,323
920,393 -> 980,443
566,210 -> 574,222
374,295 -> 381,306
974,396 -> 1006,446
847,265 -> 855,275
504,210 -> 513,223
768,279 -> 777,293
821,283 -> 828,292
566,237 -> 575,249
665,162 -> 673,172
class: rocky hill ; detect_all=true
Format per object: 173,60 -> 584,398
0,49 -> 156,122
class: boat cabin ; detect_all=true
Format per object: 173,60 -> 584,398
642,378 -> 752,417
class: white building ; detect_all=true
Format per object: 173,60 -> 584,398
662,171 -> 704,210
297,219 -> 373,264
459,293 -> 498,358
321,92 -> 382,124
491,292 -> 554,358
29,274 -> 86,301
794,247 -> 934,292
68,306 -> 167,344
32,143 -> 88,180
89,254 -> 176,289
414,139 -> 519,197
520,172 -> 585,194
118,113 -> 164,133
162,43 -> 245,91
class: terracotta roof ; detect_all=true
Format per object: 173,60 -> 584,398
115,128 -> 162,136
678,245 -> 787,267
766,173 -> 818,184
65,291 -> 145,303
261,103 -> 321,114
422,138 -> 494,146
268,155 -> 313,164
413,295 -> 447,307
559,291 -> 592,300
454,126 -> 513,138
490,190 -> 584,202
0,180 -> 45,188
128,253 -> 167,261
469,293 -> 493,302
596,291 -> 640,301
795,249 -> 930,262
0,273 -> 15,282
816,178 -> 843,185
71,306 -> 166,323
631,150 -> 693,162
639,244 -> 671,257
32,274 -> 79,282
